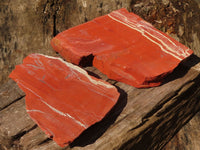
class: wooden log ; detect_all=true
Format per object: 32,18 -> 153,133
163,112 -> 200,150
1,0 -> 199,86
1,55 -> 200,150
130,0 -> 200,56
0,0 -> 132,85
1,0 -> 200,149
0,80 -> 25,110
130,1 -> 200,149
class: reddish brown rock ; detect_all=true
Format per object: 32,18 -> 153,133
51,8 -> 193,88
9,54 -> 119,147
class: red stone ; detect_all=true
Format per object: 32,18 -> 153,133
9,54 -> 119,147
51,8 -> 193,88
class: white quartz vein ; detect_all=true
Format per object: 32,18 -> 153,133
67,68 -> 116,101
72,38 -> 101,44
17,81 -> 87,129
37,54 -> 114,89
27,109 -> 46,114
40,100 -> 87,128
26,64 -> 45,70
108,11 -> 191,60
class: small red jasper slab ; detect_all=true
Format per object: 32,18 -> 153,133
51,8 -> 193,88
9,54 -> 119,147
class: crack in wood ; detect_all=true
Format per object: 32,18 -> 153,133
11,125 -> 38,142
0,0 -> 199,149
118,79 -> 200,150
0,95 -> 25,111
38,138 -> 52,146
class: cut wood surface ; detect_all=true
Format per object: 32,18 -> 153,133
1,54 -> 200,150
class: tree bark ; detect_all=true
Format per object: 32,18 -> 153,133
131,0 -> 200,54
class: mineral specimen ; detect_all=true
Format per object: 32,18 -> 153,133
9,54 -> 119,147
51,8 -> 193,88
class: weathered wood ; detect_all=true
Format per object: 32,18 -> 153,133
0,98 -> 36,150
0,0 -> 132,85
163,112 -> 200,150
0,80 -> 25,110
1,0 -> 199,86
130,1 -> 200,149
1,0 -> 200,149
1,55 -> 200,150
131,0 -> 200,56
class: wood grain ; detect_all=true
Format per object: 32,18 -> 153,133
1,0 -> 200,149
163,112 -> 200,150
1,55 -> 200,150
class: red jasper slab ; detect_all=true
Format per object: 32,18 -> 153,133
9,54 -> 119,147
51,8 -> 193,88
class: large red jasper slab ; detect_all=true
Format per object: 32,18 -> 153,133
51,8 -> 193,88
9,54 -> 119,147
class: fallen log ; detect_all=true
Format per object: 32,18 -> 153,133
1,0 -> 200,149
1,54 -> 200,150
163,111 -> 200,150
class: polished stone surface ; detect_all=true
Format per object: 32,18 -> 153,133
51,8 -> 193,88
9,54 -> 119,147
